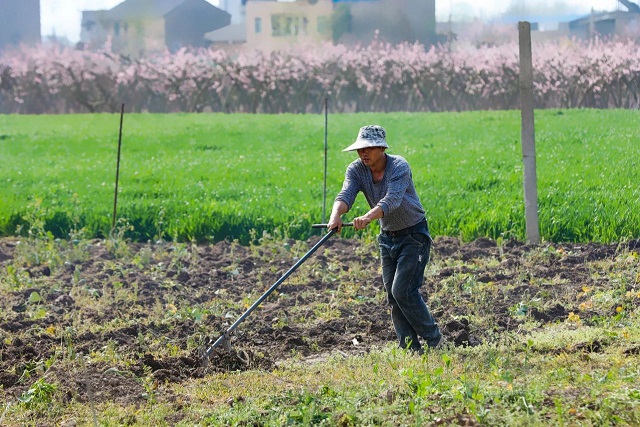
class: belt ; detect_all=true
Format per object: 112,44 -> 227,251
381,219 -> 427,237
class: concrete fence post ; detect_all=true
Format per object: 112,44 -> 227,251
518,21 -> 540,244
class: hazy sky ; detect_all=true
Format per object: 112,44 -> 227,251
41,0 -> 622,42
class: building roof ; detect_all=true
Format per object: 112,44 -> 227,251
495,14 -> 583,25
568,10 -> 633,26
108,0 -> 187,20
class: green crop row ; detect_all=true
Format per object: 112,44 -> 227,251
0,110 -> 638,244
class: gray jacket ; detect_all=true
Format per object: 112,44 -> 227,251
335,154 -> 426,232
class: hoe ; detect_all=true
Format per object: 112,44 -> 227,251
202,222 -> 353,365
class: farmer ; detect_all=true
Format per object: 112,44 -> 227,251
327,125 -> 444,353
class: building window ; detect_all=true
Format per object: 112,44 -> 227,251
114,22 -> 120,36
255,17 -> 262,33
317,16 -> 330,35
271,14 -> 301,37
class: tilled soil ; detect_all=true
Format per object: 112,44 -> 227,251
0,235 -> 638,406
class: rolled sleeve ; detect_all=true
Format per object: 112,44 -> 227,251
376,201 -> 390,217
335,163 -> 361,209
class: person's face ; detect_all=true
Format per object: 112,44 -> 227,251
357,146 -> 386,167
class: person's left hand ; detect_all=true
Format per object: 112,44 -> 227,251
352,216 -> 372,230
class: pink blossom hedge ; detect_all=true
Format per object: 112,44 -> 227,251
1,38 -> 639,114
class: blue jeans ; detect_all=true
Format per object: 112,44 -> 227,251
378,230 -> 441,351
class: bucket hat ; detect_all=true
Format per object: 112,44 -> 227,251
342,125 -> 389,152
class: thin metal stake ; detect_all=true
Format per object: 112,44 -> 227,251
322,97 -> 328,226
112,103 -> 125,232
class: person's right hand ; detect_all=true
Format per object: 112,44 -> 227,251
327,216 -> 343,233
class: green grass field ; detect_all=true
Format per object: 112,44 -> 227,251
1,110 -> 639,243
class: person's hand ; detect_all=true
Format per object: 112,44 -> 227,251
353,215 -> 372,230
327,216 -> 343,233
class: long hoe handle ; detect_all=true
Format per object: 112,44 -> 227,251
311,223 -> 353,228
203,227 -> 339,362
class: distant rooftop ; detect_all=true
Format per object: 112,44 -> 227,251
493,14 -> 584,25
108,0 -> 186,20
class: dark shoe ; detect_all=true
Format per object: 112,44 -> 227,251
429,335 -> 447,349
401,345 -> 423,355
400,338 -> 423,355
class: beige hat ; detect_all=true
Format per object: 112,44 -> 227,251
342,125 -> 389,152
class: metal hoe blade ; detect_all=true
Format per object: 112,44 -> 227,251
203,226 -> 346,364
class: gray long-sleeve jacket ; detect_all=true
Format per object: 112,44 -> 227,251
335,154 -> 426,232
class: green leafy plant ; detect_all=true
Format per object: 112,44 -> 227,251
18,377 -> 57,409
106,218 -> 134,259
26,291 -> 47,320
